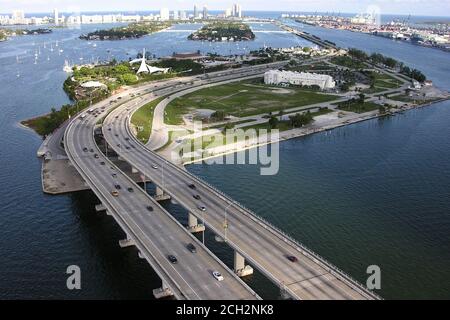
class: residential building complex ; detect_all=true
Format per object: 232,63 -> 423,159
264,70 -> 336,90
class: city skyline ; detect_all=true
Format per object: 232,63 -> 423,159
0,0 -> 449,17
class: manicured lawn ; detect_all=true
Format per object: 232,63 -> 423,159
165,80 -> 340,125
363,72 -> 404,94
338,101 -> 380,113
131,97 -> 164,143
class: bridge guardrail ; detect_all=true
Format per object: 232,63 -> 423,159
112,69 -> 381,300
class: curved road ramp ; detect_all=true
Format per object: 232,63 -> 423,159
64,64 -> 381,300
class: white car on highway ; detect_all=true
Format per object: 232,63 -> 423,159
212,271 -> 224,281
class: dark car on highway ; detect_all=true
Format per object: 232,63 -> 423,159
187,243 -> 197,253
168,255 -> 178,264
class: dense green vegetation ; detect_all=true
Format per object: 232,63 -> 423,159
21,100 -> 95,137
165,80 -> 339,125
64,60 -> 185,101
0,28 -> 52,41
347,48 -> 426,82
188,22 -> 255,41
80,22 -> 171,40
131,97 -> 165,143
331,55 -> 366,69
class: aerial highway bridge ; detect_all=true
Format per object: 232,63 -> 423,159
63,62 -> 380,300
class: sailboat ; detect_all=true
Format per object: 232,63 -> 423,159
55,41 -> 59,47
63,60 -> 73,73
50,43 -> 54,52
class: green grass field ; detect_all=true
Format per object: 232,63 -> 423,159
131,97 -> 164,143
363,73 -> 404,94
165,80 -> 340,125
338,101 -> 380,113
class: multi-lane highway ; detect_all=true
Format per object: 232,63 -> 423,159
63,61 -> 381,300
63,86 -> 260,300
100,70 -> 380,300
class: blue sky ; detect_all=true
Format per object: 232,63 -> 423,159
1,0 -> 449,16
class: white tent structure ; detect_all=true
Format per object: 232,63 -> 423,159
130,49 -> 170,75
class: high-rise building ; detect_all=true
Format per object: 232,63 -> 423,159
173,10 -> 179,20
194,4 -> 199,19
160,8 -> 170,21
235,4 -> 242,18
53,8 -> 59,25
225,8 -> 232,17
179,10 -> 187,20
202,6 -> 208,20
11,10 -> 26,24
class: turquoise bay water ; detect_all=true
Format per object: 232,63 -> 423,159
0,16 -> 449,299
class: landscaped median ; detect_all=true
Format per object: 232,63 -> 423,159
130,97 -> 164,143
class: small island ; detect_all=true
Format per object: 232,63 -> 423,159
79,22 -> 171,41
188,22 -> 255,42
0,28 -> 52,42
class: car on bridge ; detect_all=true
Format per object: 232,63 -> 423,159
152,164 -> 159,169
146,206 -> 154,212
167,255 -> 178,264
197,205 -> 206,212
114,184 -> 121,190
193,195 -> 201,200
187,243 -> 196,253
212,271 -> 224,281
287,255 -> 298,263
111,191 -> 119,197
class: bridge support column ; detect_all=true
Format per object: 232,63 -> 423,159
153,281 -> 174,299
119,236 -> 135,248
95,203 -> 106,212
95,203 -> 112,216
187,212 -> 205,233
234,251 -> 253,277
154,186 -> 171,201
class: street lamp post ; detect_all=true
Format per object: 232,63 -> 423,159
224,204 -> 232,242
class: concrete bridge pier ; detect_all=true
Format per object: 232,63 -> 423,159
153,281 -> 174,299
154,186 -> 171,201
95,203 -> 106,212
119,236 -> 135,248
187,212 -> 205,233
95,203 -> 112,216
234,251 -> 254,277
